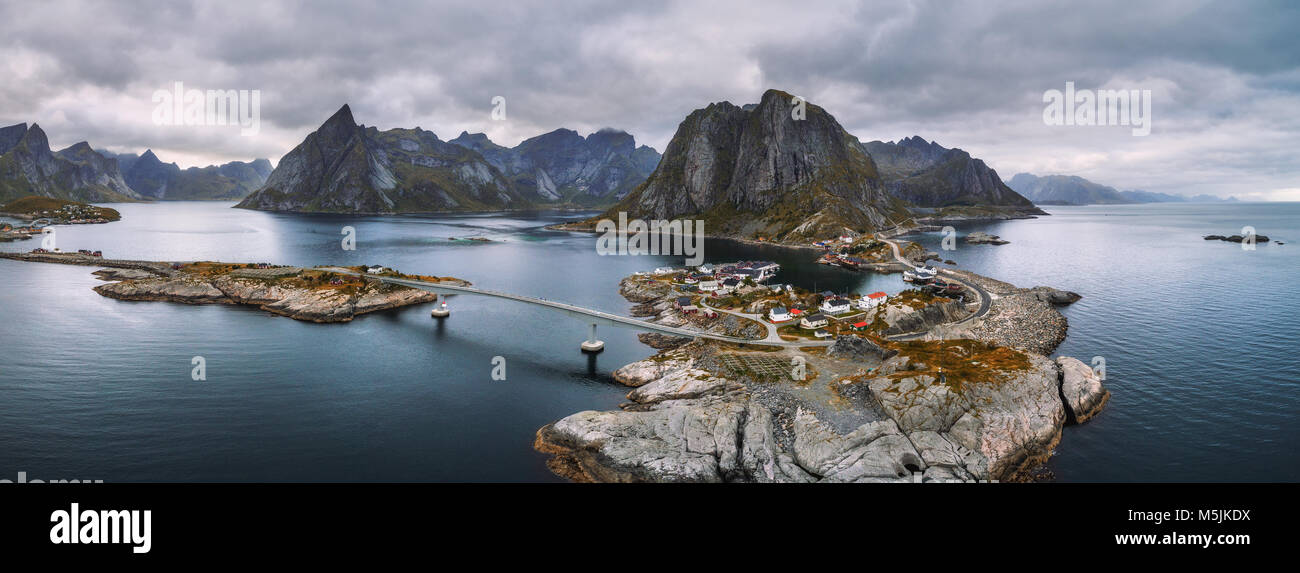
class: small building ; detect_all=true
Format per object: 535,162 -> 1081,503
851,321 -> 869,331
814,329 -> 832,338
768,307 -> 791,322
366,266 -> 386,274
675,296 -> 693,309
680,305 -> 698,314
857,291 -> 888,310
701,309 -> 718,318
820,298 -> 851,315
698,264 -> 714,274
653,267 -> 676,275
698,280 -> 719,292
801,314 -> 828,329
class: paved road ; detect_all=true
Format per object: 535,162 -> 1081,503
327,268 -> 834,348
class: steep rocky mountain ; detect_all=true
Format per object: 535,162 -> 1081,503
236,105 -> 528,213
0,123 -> 140,204
449,128 -> 660,206
100,149 -> 272,200
604,89 -> 911,241
862,136 -> 1041,214
1007,173 -> 1133,205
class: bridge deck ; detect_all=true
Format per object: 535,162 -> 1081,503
328,269 -> 832,348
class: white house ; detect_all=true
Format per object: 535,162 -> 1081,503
857,291 -> 888,310
801,314 -> 828,329
820,297 -> 851,315
768,307 -> 792,322
653,267 -> 676,275
698,280 -> 720,292
366,266 -> 387,274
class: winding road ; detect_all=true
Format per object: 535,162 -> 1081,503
878,237 -> 993,337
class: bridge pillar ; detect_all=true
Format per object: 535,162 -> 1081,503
430,300 -> 450,318
580,323 -> 604,353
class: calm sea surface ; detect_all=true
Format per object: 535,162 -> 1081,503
0,201 -> 1295,482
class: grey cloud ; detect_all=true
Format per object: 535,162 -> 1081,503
1,0 -> 1296,198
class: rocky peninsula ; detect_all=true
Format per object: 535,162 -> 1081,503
0,250 -> 462,323
535,242 -> 1107,483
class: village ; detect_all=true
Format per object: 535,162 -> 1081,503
629,249 -> 969,345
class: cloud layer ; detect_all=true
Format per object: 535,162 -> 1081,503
2,0 -> 1296,198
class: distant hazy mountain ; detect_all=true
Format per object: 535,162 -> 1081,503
0,123 -> 141,204
237,105 -> 529,213
1009,172 -> 1239,205
862,136 -> 1041,214
448,127 -> 660,207
1007,173 -> 1133,205
606,89 -> 910,241
98,149 -> 272,200
1117,189 -> 1238,203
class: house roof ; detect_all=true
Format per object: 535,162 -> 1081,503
806,314 -> 826,321
867,292 -> 887,299
771,307 -> 788,314
853,321 -> 868,328
676,296 -> 691,304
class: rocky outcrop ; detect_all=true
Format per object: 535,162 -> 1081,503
236,105 -> 528,213
965,231 -> 1009,245
0,123 -> 141,203
1055,356 -> 1110,423
879,298 -> 971,337
825,335 -> 897,362
450,128 -> 660,206
1204,234 -> 1270,244
93,273 -> 438,322
863,136 -> 1041,216
536,343 -> 1110,483
604,89 -> 911,242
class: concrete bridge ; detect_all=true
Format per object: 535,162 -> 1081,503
328,269 -> 833,351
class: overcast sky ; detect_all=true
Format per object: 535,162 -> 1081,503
2,0 -> 1297,199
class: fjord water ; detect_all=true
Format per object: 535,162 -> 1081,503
0,202 -> 1295,481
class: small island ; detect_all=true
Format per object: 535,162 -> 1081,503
0,196 -> 120,242
0,250 -> 466,323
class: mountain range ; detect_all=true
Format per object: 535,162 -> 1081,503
236,105 -> 661,213
1007,173 -> 1238,205
449,128 -> 660,206
98,149 -> 272,201
0,123 -> 140,204
598,90 -> 1040,241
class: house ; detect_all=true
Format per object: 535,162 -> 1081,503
653,267 -> 676,275
701,309 -> 718,318
768,307 -> 792,322
857,291 -> 888,310
366,266 -> 386,274
719,278 -> 740,293
814,329 -> 832,338
820,297 -> 851,314
680,305 -> 698,314
801,314 -> 828,329
851,321 -> 869,331
675,296 -> 693,309
698,264 -> 714,275
698,280 -> 719,292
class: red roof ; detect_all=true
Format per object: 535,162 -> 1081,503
789,309 -> 802,315
852,321 -> 868,328
867,292 -> 887,299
